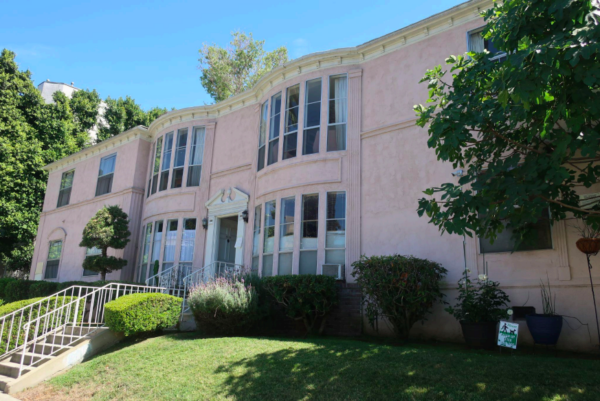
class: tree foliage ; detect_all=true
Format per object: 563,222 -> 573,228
97,96 -> 167,142
198,31 -> 288,102
80,205 -> 131,281
415,0 -> 600,246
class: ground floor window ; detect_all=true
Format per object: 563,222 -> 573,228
83,247 -> 101,276
45,240 -> 62,279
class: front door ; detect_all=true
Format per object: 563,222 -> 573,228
217,216 -> 238,264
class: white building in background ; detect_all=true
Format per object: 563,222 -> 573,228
37,80 -> 106,143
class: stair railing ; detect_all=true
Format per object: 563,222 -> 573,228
146,264 -> 191,298
16,283 -> 164,378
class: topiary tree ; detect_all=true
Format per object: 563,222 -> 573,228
79,205 -> 131,281
352,255 -> 447,339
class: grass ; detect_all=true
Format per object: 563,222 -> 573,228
18,333 -> 600,401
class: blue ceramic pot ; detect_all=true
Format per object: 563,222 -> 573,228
526,314 -> 563,345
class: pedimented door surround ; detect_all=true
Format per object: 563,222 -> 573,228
204,188 -> 249,267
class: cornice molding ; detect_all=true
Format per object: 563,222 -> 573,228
40,186 -> 145,216
361,117 -> 418,139
211,163 -> 252,179
148,0 -> 491,135
43,126 -> 151,173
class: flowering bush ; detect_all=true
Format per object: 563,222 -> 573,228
187,277 -> 260,336
352,255 -> 447,339
446,275 -> 511,323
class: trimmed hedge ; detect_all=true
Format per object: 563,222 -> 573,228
105,293 -> 182,336
29,281 -> 60,298
5,280 -> 35,303
0,296 -> 85,353
262,275 -> 338,335
0,278 -> 17,300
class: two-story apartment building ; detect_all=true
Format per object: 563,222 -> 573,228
30,0 -> 600,351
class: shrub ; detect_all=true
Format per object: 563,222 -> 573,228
4,280 -> 35,303
0,278 -> 17,300
446,275 -> 510,323
187,277 -> 260,336
352,255 -> 447,339
105,293 -> 182,336
262,275 -> 338,335
0,296 -> 84,352
29,281 -> 60,298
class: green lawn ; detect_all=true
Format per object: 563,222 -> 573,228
19,333 -> 600,401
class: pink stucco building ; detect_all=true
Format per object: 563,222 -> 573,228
30,0 -> 600,351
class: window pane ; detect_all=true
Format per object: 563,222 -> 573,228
280,197 -> 295,251
171,168 -> 184,188
268,138 -> 279,165
180,218 -> 196,262
253,205 -> 261,256
161,132 -> 174,171
151,174 -> 159,194
252,256 -> 259,275
60,170 -> 74,190
187,165 -> 202,187
328,99 -> 348,125
99,154 -> 116,176
299,251 -> 317,275
325,249 -> 345,265
302,194 -> 319,221
306,78 -> 322,104
151,221 -> 164,264
86,246 -> 102,256
257,146 -> 265,172
285,85 -> 300,133
83,267 -> 98,277
269,93 -> 282,140
327,192 -> 346,219
48,240 -> 62,260
279,253 -> 293,275
164,220 -> 178,262
174,129 -> 188,168
262,254 -> 273,277
95,174 -> 113,196
283,132 -> 297,160
159,170 -> 169,191
329,75 -> 348,100
264,201 -> 276,254
57,187 -> 71,208
45,260 -> 59,279
301,221 -> 318,249
326,220 -> 346,248
305,103 -> 321,128
327,124 -> 346,151
153,137 -> 163,175
259,101 -> 269,147
480,219 -> 553,253
189,127 -> 205,166
468,31 -> 485,52
303,128 -> 320,155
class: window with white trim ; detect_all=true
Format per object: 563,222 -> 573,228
179,218 -> 196,277
278,197 -> 295,275
468,28 -> 507,62
300,194 -> 319,275
159,132 -> 174,191
187,127 -> 205,187
57,170 -> 74,208
138,223 -> 152,282
95,154 -> 116,197
149,220 -> 164,279
325,192 -> 346,266
257,102 -> 268,171
267,93 -> 282,166
262,201 -> 276,276
327,75 -> 347,152
83,247 -> 101,276
45,240 -> 62,279
172,128 -> 188,189
283,85 -> 299,160
151,137 -> 162,195
252,205 -> 261,274
303,78 -> 321,155
163,219 -> 178,272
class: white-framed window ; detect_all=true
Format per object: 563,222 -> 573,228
45,240 -> 62,279
147,142 -> 154,198
267,92 -> 282,166
57,169 -> 75,208
479,209 -> 553,253
179,218 -> 196,277
467,27 -> 507,62
83,247 -> 101,276
327,75 -> 347,152
95,154 -> 116,197
159,132 -> 174,191
262,201 -> 276,276
325,192 -> 346,267
303,78 -> 322,155
151,137 -> 163,195
257,101 -> 269,172
138,223 -> 153,282
300,194 -> 319,275
252,205 -> 262,274
187,127 -> 205,187
149,220 -> 164,279
172,128 -> 188,189
163,219 -> 178,272
283,85 -> 299,160
278,197 -> 295,275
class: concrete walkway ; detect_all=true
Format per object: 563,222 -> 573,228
0,393 -> 20,400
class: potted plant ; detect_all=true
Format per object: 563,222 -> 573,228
446,274 -> 511,349
526,276 -> 562,345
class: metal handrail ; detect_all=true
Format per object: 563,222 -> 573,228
145,264 -> 179,287
15,283 -> 164,377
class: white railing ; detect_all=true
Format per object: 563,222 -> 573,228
146,264 -> 192,298
0,283 -> 164,378
181,261 -> 247,314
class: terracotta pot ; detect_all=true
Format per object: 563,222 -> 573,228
576,238 -> 600,255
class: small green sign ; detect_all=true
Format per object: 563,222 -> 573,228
498,321 -> 519,349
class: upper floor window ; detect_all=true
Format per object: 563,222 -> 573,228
327,75 -> 347,152
172,128 -> 188,189
303,79 -> 322,155
187,127 -> 205,187
159,132 -> 174,191
283,85 -> 299,160
95,154 -> 116,197
45,240 -> 62,279
151,137 -> 163,195
268,92 -> 282,166
57,170 -> 74,208
468,28 -> 506,62
257,102 -> 268,171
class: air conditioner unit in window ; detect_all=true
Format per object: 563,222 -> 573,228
322,264 -> 345,281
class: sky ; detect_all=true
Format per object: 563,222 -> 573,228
2,0 -> 465,110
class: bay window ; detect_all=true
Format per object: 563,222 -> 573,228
151,137 -> 162,195
262,201 -> 276,276
327,75 -> 347,152
57,170 -> 74,208
95,154 -> 116,197
325,192 -> 346,266
179,218 -> 196,278
45,240 -> 62,279
257,101 -> 268,171
139,223 -> 152,282
278,197 -> 295,275
268,93 -> 282,166
149,220 -> 164,278
172,128 -> 188,189
252,205 -> 261,274
283,85 -> 299,160
159,132 -> 173,191
303,78 -> 321,155
300,194 -> 319,275
187,127 -> 205,187
163,219 -> 178,272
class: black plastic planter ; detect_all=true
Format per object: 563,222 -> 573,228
526,314 -> 563,345
460,321 -> 498,349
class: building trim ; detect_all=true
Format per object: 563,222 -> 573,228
361,117 -> 418,139
40,186 -> 145,216
211,163 -> 253,179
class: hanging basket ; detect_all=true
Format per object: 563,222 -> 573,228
576,238 -> 600,255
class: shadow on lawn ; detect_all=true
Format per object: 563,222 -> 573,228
213,338 -> 600,401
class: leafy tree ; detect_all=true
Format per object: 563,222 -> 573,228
198,31 -> 288,102
415,0 -> 600,245
97,96 -> 167,142
80,205 -> 131,281
69,89 -> 101,133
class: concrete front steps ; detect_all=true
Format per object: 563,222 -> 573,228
0,326 -> 122,394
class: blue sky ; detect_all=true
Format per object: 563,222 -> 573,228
2,0 -> 464,110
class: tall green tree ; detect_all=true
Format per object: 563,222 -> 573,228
97,96 -> 167,142
80,205 -> 131,281
70,89 -> 102,133
198,31 -> 288,102
415,0 -> 600,245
